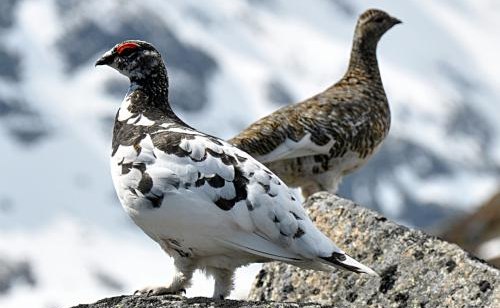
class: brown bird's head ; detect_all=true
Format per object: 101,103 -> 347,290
354,9 -> 401,46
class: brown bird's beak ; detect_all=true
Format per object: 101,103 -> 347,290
391,17 -> 402,25
95,52 -> 115,67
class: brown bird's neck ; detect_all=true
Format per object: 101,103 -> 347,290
343,35 -> 383,86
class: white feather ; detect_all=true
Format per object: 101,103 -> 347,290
255,133 -> 335,163
111,125 -> 376,274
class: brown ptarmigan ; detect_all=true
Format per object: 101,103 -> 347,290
230,9 -> 401,198
95,40 -> 377,299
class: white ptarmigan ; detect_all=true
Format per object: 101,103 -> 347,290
230,9 -> 401,198
95,40 -> 377,299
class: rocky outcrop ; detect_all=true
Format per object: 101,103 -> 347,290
71,193 -> 500,308
248,193 -> 499,307
71,295 -> 325,308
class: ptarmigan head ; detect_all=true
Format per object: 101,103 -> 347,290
355,9 -> 401,45
95,40 -> 164,80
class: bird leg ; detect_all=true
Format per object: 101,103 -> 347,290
135,259 -> 194,296
300,181 -> 324,199
207,267 -> 235,300
301,173 -> 342,198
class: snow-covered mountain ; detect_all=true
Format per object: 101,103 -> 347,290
0,0 -> 499,307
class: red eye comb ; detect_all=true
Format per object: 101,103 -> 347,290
116,42 -> 139,55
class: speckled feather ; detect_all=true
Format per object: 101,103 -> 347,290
97,39 -> 377,299
230,9 -> 400,197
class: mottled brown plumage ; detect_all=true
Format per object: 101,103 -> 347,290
230,9 -> 401,197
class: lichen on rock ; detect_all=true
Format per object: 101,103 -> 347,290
248,193 -> 500,307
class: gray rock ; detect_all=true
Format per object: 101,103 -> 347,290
248,193 -> 500,307
0,0 -> 20,29
267,79 -> 294,106
70,295 -> 326,308
0,47 -> 21,81
0,97 -> 51,146
0,256 -> 36,294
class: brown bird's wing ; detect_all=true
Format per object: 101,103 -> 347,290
229,93 -> 361,163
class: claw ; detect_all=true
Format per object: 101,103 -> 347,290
134,285 -> 186,297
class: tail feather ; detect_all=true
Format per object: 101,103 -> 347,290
319,252 -> 378,276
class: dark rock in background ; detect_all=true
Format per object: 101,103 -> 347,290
0,0 -> 20,29
267,79 -> 294,106
0,256 -> 36,294
248,193 -> 499,307
0,48 -> 21,82
327,0 -> 357,17
447,103 -> 493,152
0,97 -> 51,145
442,190 -> 500,268
92,269 -> 123,292
338,137 -> 464,228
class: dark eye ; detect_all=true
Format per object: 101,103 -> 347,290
374,17 -> 384,23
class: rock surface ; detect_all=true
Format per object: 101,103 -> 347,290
71,295 -> 325,308
0,255 -> 36,294
248,193 -> 499,307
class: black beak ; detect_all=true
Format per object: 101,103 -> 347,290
391,17 -> 402,25
95,53 -> 115,66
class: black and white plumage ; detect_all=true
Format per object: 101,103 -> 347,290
96,40 -> 377,299
230,9 -> 401,198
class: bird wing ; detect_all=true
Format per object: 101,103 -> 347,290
118,124 -> 335,261
250,132 -> 335,163
229,97 -> 353,163
114,124 -> 376,274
